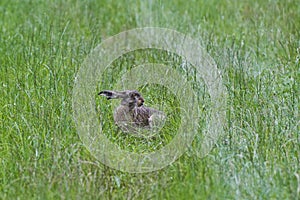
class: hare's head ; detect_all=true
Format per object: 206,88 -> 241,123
98,90 -> 144,108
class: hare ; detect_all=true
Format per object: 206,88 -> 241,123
98,90 -> 166,135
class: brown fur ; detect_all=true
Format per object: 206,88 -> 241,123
99,90 -> 165,134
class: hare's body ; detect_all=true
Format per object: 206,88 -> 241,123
99,90 -> 165,134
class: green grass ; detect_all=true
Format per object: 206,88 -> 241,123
1,0 -> 299,199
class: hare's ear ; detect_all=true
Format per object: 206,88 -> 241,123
98,90 -> 116,100
98,90 -> 127,100
129,92 -> 136,98
128,90 -> 141,98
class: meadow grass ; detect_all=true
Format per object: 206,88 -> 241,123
0,0 -> 299,199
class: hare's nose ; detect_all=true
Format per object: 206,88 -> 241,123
139,97 -> 144,103
137,97 -> 144,106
